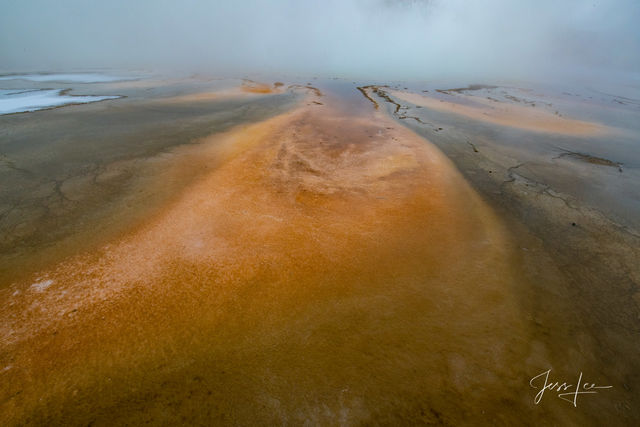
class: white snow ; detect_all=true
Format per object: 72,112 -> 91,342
0,73 -> 128,83
0,89 -> 121,114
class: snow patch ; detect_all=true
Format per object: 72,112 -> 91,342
0,89 -> 122,114
0,73 -> 128,83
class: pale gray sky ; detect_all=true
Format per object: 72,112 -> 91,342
1,0 -> 639,82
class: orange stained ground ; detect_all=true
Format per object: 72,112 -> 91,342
389,89 -> 608,136
0,97 -> 567,424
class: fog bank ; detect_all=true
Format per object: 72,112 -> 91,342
1,0 -> 639,83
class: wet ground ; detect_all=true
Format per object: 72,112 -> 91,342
0,76 -> 299,284
362,82 -> 640,424
0,74 -> 638,425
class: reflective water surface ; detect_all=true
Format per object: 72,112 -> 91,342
0,76 -> 638,425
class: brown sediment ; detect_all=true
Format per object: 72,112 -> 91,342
157,87 -> 255,103
287,84 -> 323,97
357,86 -> 379,109
556,151 -> 623,170
0,96 -> 585,424
359,86 -> 443,132
371,85 -> 402,113
161,81 -> 284,103
389,89 -> 608,136
241,79 -> 277,94
438,84 -> 499,94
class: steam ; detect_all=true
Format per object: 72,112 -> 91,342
1,0 -> 638,83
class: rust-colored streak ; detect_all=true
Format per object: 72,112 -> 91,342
0,98 -> 549,424
241,80 -> 277,94
389,89 -> 608,136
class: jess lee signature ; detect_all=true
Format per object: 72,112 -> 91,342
530,369 -> 612,407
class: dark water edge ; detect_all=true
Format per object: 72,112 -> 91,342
0,84 -> 300,286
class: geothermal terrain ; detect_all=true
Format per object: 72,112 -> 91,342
0,73 -> 638,425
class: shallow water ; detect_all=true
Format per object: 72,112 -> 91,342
0,76 -> 299,285
365,82 -> 640,424
377,83 -> 640,231
0,76 -> 638,425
